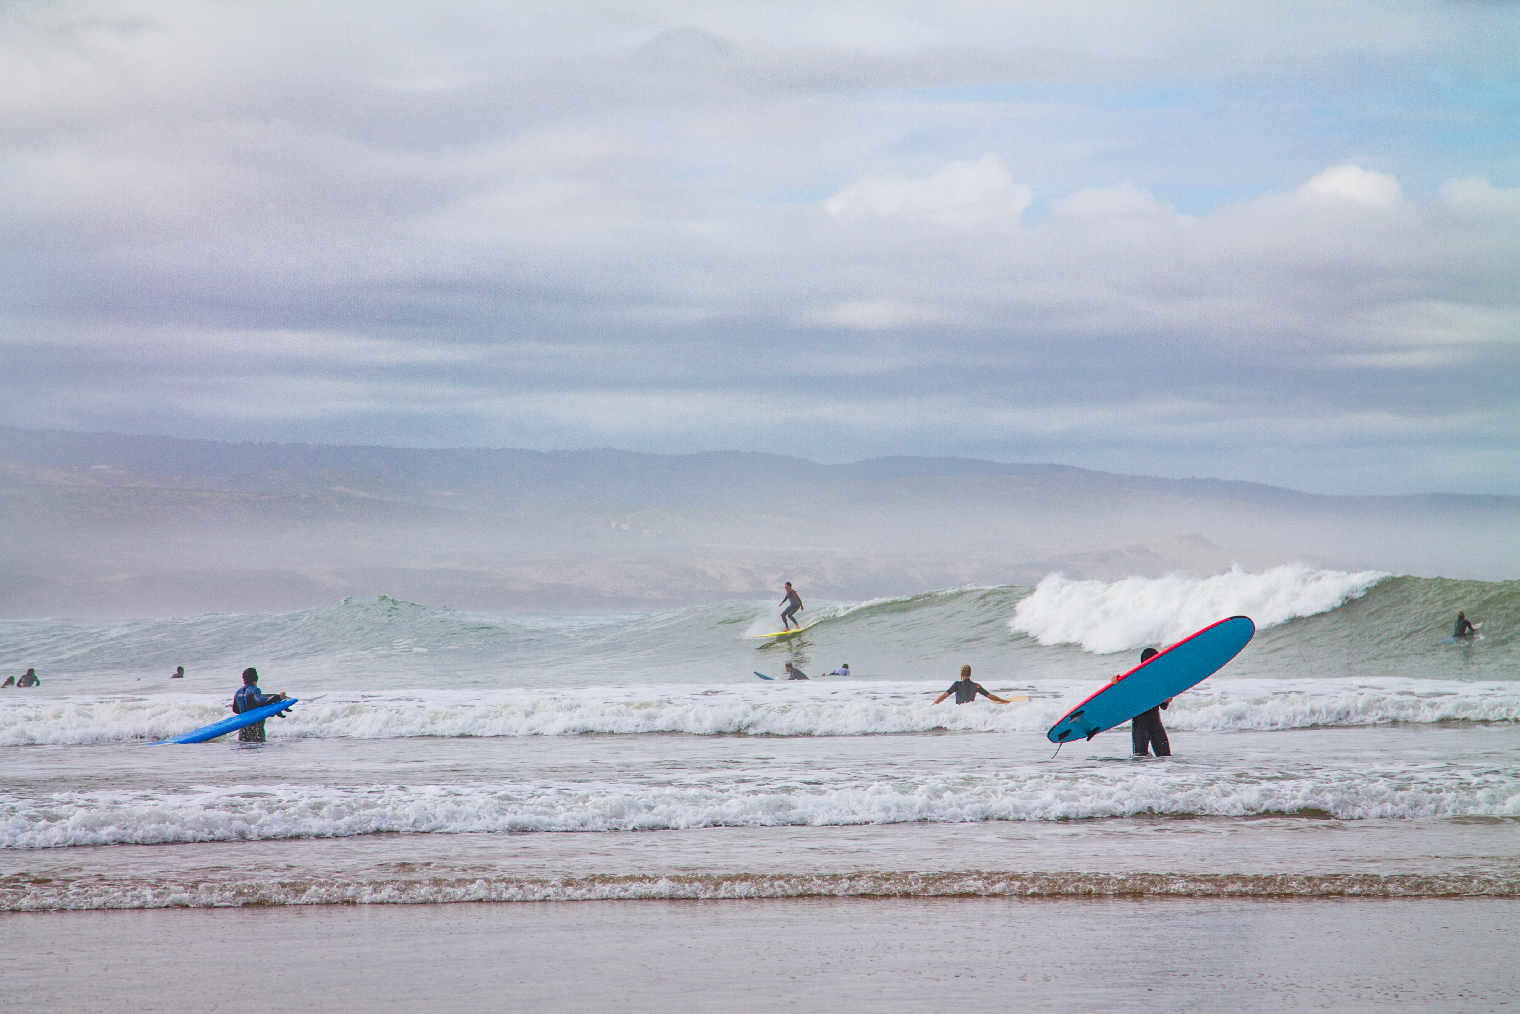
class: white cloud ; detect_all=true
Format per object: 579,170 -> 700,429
824,155 -> 1032,227
1439,176 -> 1520,213
1052,182 -> 1176,220
1301,164 -> 1402,206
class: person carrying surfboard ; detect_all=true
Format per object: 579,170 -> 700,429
779,582 -> 803,630
932,665 -> 1018,705
1113,647 -> 1171,757
233,667 -> 288,743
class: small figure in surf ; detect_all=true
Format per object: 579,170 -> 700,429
783,662 -> 809,680
1453,611 -> 1477,639
932,665 -> 1017,705
1115,647 -> 1171,757
232,667 -> 288,743
779,582 -> 803,630
172,666 -> 185,679
15,668 -> 39,687
1,673 -> 14,687
825,663 -> 851,677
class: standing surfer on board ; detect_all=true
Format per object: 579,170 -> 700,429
1453,611 -> 1478,639
779,581 -> 804,630
1115,647 -> 1171,757
233,667 -> 288,743
932,665 -> 1019,705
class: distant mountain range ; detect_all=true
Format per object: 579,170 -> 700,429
2,427 -> 1515,617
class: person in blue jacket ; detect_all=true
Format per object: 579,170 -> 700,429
233,667 -> 287,743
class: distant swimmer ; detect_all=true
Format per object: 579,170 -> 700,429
232,667 -> 288,743
16,668 -> 39,687
1116,648 -> 1170,757
783,662 -> 809,680
1454,611 -> 1477,639
1,673 -> 13,687
172,666 -> 185,679
825,663 -> 851,676
932,665 -> 1017,705
779,582 -> 804,630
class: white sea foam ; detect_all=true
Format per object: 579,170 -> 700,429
1010,564 -> 1388,653
5,758 -> 1517,848
6,871 -> 1514,911
1,678 -> 1516,746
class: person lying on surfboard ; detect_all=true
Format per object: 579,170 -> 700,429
779,582 -> 803,630
825,663 -> 850,676
783,662 -> 809,680
932,665 -> 1018,705
233,667 -> 288,743
1112,647 -> 1171,757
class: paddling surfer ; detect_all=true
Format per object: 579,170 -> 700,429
932,665 -> 1017,705
779,582 -> 803,630
1453,611 -> 1477,639
16,668 -> 39,687
1115,647 -> 1171,757
172,665 -> 185,679
783,662 -> 809,680
232,667 -> 288,743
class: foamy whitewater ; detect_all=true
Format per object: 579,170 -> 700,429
3,567 -> 1517,910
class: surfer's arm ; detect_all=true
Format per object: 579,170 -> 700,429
931,691 -> 951,705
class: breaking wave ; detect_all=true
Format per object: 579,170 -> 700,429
1010,565 -> 1388,654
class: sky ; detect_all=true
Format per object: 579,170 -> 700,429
2,1 -> 1517,495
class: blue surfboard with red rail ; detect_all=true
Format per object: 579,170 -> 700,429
1046,617 -> 1254,745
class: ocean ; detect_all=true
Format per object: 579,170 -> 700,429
3,565 -> 1517,1010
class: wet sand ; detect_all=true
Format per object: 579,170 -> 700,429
7,896 -> 1517,1013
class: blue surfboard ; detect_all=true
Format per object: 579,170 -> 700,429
151,697 -> 298,744
1047,616 -> 1254,745
755,671 -> 774,680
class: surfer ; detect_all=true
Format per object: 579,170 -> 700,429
1115,648 -> 1171,757
172,666 -> 185,679
783,662 -> 809,680
16,668 -> 39,687
1,673 -> 13,687
232,667 -> 288,743
825,663 -> 851,676
779,582 -> 803,630
932,665 -> 1017,705
1453,611 -> 1477,639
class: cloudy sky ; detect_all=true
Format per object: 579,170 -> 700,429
2,1 -> 1517,494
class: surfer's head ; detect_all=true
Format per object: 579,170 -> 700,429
785,581 -> 792,589
960,664 -> 971,679
1458,611 -> 1466,619
242,667 -> 259,684
1140,648 -> 1158,663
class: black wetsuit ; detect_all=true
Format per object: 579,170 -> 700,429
233,684 -> 283,742
781,589 -> 802,627
946,679 -> 991,704
16,671 -> 39,687
1454,616 -> 1476,638
1131,701 -> 1171,756
786,667 -> 809,681
1,676 -> 13,687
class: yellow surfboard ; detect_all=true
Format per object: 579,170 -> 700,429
748,621 -> 818,639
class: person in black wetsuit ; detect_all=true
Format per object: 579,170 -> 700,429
232,667 -> 287,743
16,668 -> 39,687
1,673 -> 14,687
779,582 -> 803,630
1454,612 -> 1477,638
932,665 -> 1018,705
1115,647 -> 1170,757
172,666 -> 185,679
783,662 -> 809,680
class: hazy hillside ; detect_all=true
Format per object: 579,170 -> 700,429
1,428 -> 1515,617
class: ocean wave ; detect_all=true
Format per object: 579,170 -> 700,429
6,763 -> 1517,847
2,680 -> 1517,746
1010,565 -> 1388,654
5,870 -> 1515,911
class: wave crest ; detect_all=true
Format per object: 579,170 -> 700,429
1010,565 -> 1388,654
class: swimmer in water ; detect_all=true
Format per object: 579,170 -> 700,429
932,665 -> 1018,705
1453,611 -> 1477,639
